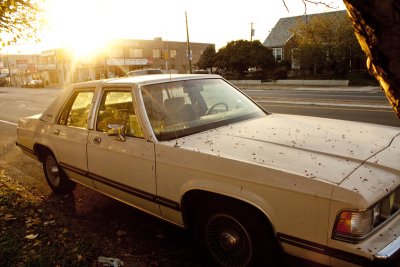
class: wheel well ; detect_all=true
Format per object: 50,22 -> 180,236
33,144 -> 52,162
181,190 -> 275,235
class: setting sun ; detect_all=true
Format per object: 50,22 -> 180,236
44,0 -> 112,57
42,0 -> 192,58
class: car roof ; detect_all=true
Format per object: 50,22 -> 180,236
126,69 -> 162,74
72,74 -> 221,88
40,74 -> 222,125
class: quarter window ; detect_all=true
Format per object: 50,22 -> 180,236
96,90 -> 144,138
58,91 -> 94,128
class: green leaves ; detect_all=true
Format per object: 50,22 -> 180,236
214,40 -> 274,77
290,11 -> 363,77
196,44 -> 216,70
0,0 -> 44,47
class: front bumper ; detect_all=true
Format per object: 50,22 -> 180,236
373,235 -> 400,266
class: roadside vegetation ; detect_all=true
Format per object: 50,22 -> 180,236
0,170 -> 98,266
0,169 -> 203,267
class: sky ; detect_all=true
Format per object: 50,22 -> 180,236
5,0 -> 346,55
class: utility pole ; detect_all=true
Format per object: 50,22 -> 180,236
165,41 -> 169,71
5,55 -> 11,85
250,22 -> 255,42
35,53 -> 39,80
185,11 -> 192,74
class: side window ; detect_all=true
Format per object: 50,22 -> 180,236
58,91 -> 94,128
96,90 -> 144,138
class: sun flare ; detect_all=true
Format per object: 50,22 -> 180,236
44,0 -> 112,58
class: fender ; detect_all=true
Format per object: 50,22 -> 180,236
178,178 -> 279,230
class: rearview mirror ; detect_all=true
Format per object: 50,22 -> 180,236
107,124 -> 126,142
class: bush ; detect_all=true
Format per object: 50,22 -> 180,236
272,66 -> 288,80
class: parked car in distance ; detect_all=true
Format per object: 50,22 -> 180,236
193,69 -> 209,74
28,79 -> 44,88
16,74 -> 400,267
125,69 -> 163,77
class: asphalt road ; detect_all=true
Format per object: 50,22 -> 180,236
242,87 -> 400,127
0,86 -> 399,266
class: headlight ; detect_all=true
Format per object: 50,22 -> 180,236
333,187 -> 400,243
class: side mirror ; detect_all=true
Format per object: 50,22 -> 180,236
107,124 -> 126,142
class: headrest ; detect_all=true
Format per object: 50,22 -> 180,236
164,97 -> 185,113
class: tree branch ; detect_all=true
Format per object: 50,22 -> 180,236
302,0 -> 335,8
282,0 -> 290,12
282,0 -> 337,13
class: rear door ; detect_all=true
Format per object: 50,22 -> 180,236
87,88 -> 159,215
51,88 -> 95,187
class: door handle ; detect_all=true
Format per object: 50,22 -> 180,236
53,129 -> 60,136
93,137 -> 102,144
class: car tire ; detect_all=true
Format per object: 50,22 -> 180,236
194,199 -> 282,267
43,153 -> 76,194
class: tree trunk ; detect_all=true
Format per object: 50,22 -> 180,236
343,0 -> 400,118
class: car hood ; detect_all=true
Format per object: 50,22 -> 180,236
176,114 -> 400,186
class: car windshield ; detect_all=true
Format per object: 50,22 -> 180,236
141,78 -> 266,141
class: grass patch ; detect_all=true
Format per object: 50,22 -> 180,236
0,171 -> 99,266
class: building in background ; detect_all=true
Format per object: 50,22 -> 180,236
263,10 -> 365,76
0,54 -> 39,86
103,38 -> 212,77
0,38 -> 213,87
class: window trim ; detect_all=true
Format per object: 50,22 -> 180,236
130,48 -> 143,58
273,47 -> 283,61
170,49 -> 177,58
94,87 -> 145,139
56,88 -> 96,129
153,48 -> 161,58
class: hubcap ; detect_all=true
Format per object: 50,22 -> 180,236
46,156 -> 60,187
206,214 -> 252,267
220,232 -> 239,250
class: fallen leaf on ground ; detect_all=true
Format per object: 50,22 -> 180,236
117,230 -> 127,236
25,234 -> 38,240
4,214 -> 16,221
44,220 -> 56,226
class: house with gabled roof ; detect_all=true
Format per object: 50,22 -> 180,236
263,10 -> 348,71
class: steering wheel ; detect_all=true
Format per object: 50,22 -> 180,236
205,102 -> 229,115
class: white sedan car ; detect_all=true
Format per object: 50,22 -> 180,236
16,74 -> 400,267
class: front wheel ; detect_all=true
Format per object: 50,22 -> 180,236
194,201 -> 281,267
43,153 -> 76,194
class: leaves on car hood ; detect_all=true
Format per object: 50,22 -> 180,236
176,114 -> 399,185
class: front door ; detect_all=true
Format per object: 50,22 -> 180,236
87,88 -> 159,215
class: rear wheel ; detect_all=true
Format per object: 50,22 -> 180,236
194,200 -> 281,267
43,153 -> 75,194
